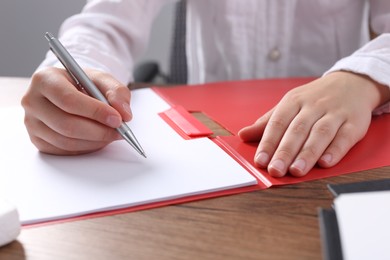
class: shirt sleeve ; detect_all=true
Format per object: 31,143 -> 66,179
324,1 -> 390,114
38,0 -> 171,85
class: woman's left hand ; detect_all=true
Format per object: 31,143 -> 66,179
239,71 -> 390,177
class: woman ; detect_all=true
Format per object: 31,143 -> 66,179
22,0 -> 390,177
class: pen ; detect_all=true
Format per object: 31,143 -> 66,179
45,32 -> 146,158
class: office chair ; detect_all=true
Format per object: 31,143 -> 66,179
133,0 -> 187,85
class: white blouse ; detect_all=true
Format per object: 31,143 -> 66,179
39,0 -> 390,112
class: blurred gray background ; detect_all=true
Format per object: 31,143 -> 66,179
0,0 -> 174,77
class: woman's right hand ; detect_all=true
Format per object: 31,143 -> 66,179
21,67 -> 133,155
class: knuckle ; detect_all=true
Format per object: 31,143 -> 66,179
268,117 -> 287,131
30,69 -> 47,85
20,94 -> 31,109
301,145 -> 319,158
33,68 -> 59,90
290,120 -> 307,135
283,88 -> 302,103
274,148 -> 295,161
105,89 -> 117,103
106,83 -> 129,102
336,129 -> 351,143
22,70 -> 54,108
312,122 -> 333,138
111,81 -> 123,92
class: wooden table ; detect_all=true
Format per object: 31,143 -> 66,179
0,77 -> 389,260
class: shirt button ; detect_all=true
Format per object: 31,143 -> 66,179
268,48 -> 281,61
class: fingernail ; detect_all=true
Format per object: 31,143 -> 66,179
269,159 -> 285,177
255,152 -> 269,167
290,159 -> 306,176
106,115 -> 121,128
122,103 -> 132,118
321,153 -> 332,164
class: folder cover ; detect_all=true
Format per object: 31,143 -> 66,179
154,78 -> 390,187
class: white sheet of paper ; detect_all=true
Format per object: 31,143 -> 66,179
0,88 -> 257,225
335,190 -> 390,260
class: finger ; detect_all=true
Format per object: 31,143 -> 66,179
267,109 -> 326,177
26,96 -> 121,142
238,109 -> 274,142
318,121 -> 369,168
254,100 -> 301,169
288,115 -> 344,177
25,116 -> 120,154
30,135 -> 106,155
36,69 -> 123,129
87,70 -> 132,122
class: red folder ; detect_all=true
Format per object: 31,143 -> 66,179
154,78 -> 390,187
27,78 -> 390,227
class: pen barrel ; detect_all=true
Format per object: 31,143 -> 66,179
47,35 -> 108,104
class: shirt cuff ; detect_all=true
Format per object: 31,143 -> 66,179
324,56 -> 390,115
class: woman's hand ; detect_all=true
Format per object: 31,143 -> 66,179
239,71 -> 390,177
21,67 -> 132,155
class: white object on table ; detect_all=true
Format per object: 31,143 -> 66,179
0,199 -> 20,247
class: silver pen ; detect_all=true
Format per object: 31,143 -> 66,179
45,32 -> 146,158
